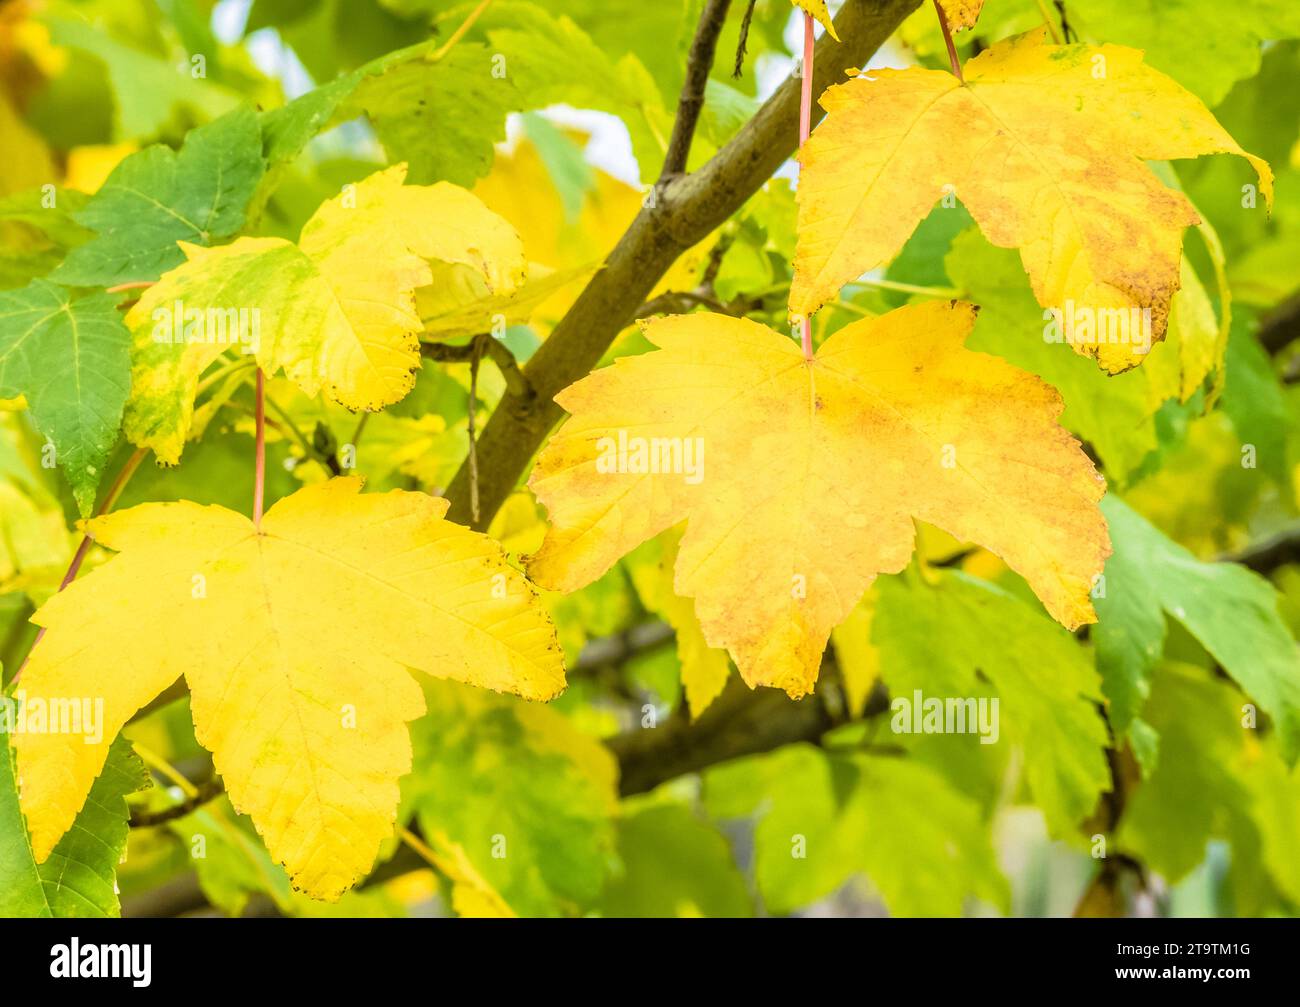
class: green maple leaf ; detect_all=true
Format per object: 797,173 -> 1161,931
599,803 -> 753,918
706,744 -> 1009,916
1118,664 -> 1300,913
0,280 -> 132,515
43,14 -> 242,141
52,106 -> 265,287
1095,495 -> 1300,757
401,679 -> 617,917
873,569 -> 1111,835
0,734 -> 148,918
1070,0 -> 1300,107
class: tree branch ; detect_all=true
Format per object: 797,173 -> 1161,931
1258,289 -> 1300,355
130,777 -> 225,827
609,671 -> 885,796
661,0 -> 733,178
1222,524 -> 1300,574
421,336 -> 532,398
441,0 -> 924,530
733,0 -> 760,77
359,653 -> 884,892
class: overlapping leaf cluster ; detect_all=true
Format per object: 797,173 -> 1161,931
0,0 -> 1297,919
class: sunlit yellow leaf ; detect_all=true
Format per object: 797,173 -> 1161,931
791,1 -> 840,41
529,301 -> 1109,696
63,143 -> 136,194
791,29 -> 1271,373
0,92 -> 52,198
937,0 -> 986,32
630,528 -> 731,717
122,165 -> 525,464
16,478 -> 564,900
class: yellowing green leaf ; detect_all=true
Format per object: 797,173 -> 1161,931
15,477 -> 564,900
43,14 -> 241,141
528,301 -> 1109,698
599,802 -> 752,918
628,529 -> 731,718
791,28 -> 1271,372
948,228 -> 1224,481
421,829 -> 518,918
1118,665 -> 1268,893
0,93 -> 54,199
0,482 -> 67,591
122,165 -> 525,464
830,587 -> 880,717
1069,0 -> 1300,107
404,678 -> 617,916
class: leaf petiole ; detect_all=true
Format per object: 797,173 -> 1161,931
798,10 -> 816,359
1034,0 -> 1065,44
932,0 -> 964,82
253,370 -> 266,529
10,446 -> 149,686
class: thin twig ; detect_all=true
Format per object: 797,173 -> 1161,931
11,446 -> 148,685
133,742 -> 199,798
253,370 -> 266,528
421,338 -> 532,399
420,342 -> 479,362
130,778 -> 225,827
848,276 -> 963,298
480,337 -> 530,399
700,229 -> 734,287
1259,291 -> 1300,354
732,0 -> 759,77
1222,524 -> 1300,574
431,0 -> 495,61
1035,0 -> 1064,43
441,0 -> 920,528
261,389 -> 318,464
349,412 -> 371,453
660,0 -> 734,177
1055,1 -> 1075,43
797,11 -> 816,358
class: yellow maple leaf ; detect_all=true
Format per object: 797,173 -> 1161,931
937,0 -> 985,32
416,261 -> 597,340
631,528 -> 731,718
472,136 -> 707,325
122,165 -> 526,464
63,143 -> 136,193
791,1 -> 840,41
528,301 -> 1109,697
790,28 -> 1271,373
830,587 -> 879,717
424,830 -> 518,919
15,478 -> 564,900
0,91 -> 52,198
